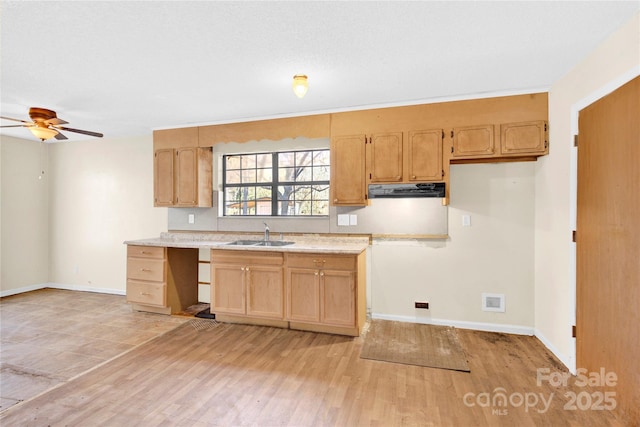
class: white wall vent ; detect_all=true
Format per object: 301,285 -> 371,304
482,293 -> 505,312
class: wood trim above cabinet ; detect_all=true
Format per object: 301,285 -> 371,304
153,127 -> 199,150
199,114 -> 331,146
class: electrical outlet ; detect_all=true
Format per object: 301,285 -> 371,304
415,301 -> 429,309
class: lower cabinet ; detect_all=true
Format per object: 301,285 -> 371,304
285,252 -> 365,336
126,245 -> 198,315
211,250 -> 284,320
210,249 -> 366,336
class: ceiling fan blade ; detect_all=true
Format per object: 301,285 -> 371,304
0,124 -> 29,128
0,116 -> 31,124
45,117 -> 69,125
54,131 -> 68,141
55,126 -> 103,138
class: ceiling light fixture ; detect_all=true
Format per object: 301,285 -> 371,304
29,125 -> 58,141
292,74 -> 308,98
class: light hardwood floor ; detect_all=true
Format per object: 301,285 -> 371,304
0,289 -> 188,411
0,290 -> 624,426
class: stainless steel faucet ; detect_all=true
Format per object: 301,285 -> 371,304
263,222 -> 270,241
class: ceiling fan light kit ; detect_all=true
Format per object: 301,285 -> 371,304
0,107 -> 103,142
29,125 -> 59,141
292,74 -> 308,98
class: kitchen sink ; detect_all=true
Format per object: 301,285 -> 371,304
227,240 -> 294,247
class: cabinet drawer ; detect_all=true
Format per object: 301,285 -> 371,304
127,258 -> 166,281
286,253 -> 356,271
126,280 -> 166,307
127,245 -> 165,259
211,250 -> 283,266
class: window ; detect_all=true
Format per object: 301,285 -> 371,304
223,149 -> 330,216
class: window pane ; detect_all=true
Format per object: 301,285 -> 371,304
313,185 -> 329,200
312,165 -> 330,181
313,150 -> 330,166
226,155 -> 241,170
279,167 -> 296,182
296,167 -> 312,182
256,153 -> 272,168
241,155 -> 256,169
278,152 -> 295,167
242,169 -> 256,183
296,151 -> 313,167
257,168 -> 272,183
226,170 -> 241,184
312,200 -> 329,215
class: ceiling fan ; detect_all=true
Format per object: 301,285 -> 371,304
0,107 -> 103,141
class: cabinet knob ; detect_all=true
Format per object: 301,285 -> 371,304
333,199 -> 338,203
246,267 -> 250,272
314,272 -> 319,276
320,272 -> 324,277
411,175 -> 416,179
241,267 -> 245,271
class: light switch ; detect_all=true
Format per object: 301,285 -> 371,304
462,215 -> 471,227
349,214 -> 358,226
337,214 -> 349,226
188,214 -> 195,224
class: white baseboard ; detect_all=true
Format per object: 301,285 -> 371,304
371,313 -> 535,336
0,283 -> 48,298
534,328 -> 575,374
1,282 -> 125,298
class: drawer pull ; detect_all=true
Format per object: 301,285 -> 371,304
140,268 -> 151,272
139,292 -> 151,296
140,251 -> 151,255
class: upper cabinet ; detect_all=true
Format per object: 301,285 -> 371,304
500,121 -> 548,155
451,125 -> 495,158
407,129 -> 444,182
367,130 -> 444,184
368,132 -> 403,183
449,120 -> 548,162
153,128 -> 213,207
330,134 -> 368,206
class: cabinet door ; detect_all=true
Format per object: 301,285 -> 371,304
407,129 -> 443,181
369,132 -> 403,183
500,121 -> 548,155
330,135 -> 367,206
154,149 -> 174,206
320,270 -> 355,327
246,265 -> 284,319
452,125 -> 495,158
286,268 -> 320,323
175,147 -> 198,207
211,263 -> 246,314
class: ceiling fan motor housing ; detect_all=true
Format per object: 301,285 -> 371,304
29,107 -> 58,122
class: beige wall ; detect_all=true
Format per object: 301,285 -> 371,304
536,13 -> 640,370
0,136 -> 49,294
372,162 -> 535,331
48,135 -> 167,293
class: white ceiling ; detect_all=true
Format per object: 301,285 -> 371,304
1,1 -> 638,142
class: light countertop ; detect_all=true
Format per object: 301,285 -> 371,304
125,232 -> 369,255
